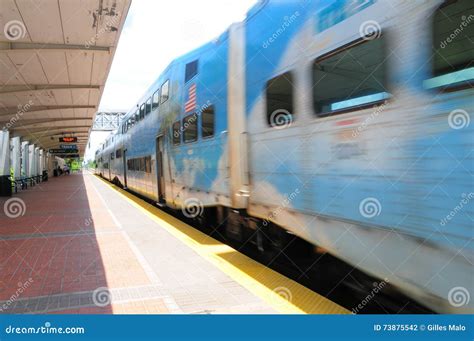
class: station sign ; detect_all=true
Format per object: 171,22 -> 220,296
59,137 -> 78,143
49,148 -> 79,154
60,144 -> 78,150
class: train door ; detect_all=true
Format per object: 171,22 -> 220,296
123,149 -> 128,188
108,156 -> 111,179
155,136 -> 165,202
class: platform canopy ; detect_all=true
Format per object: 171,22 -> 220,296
0,0 -> 131,156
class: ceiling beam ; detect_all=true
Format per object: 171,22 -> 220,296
0,42 -> 111,53
0,85 -> 101,94
29,132 -> 90,138
0,105 -> 95,116
40,142 -> 88,148
12,125 -> 91,134
0,117 -> 92,125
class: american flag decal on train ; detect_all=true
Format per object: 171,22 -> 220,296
184,83 -> 197,112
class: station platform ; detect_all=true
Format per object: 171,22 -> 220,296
0,173 -> 348,314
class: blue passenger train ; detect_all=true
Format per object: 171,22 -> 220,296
96,0 -> 474,313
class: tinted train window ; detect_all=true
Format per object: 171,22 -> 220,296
266,72 -> 294,128
425,0 -> 474,90
139,105 -> 145,120
116,149 -> 122,159
145,156 -> 152,173
161,80 -> 170,103
173,121 -> 181,145
183,114 -> 198,143
133,111 -> 138,125
202,106 -> 215,138
146,98 -> 152,115
152,90 -> 159,109
313,36 -> 389,116
185,60 -> 198,83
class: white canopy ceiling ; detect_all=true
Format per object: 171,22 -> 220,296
0,0 -> 131,155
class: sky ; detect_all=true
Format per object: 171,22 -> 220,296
99,0 -> 258,112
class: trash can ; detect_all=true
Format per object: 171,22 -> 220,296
0,175 -> 12,197
42,170 -> 48,182
53,169 -> 58,177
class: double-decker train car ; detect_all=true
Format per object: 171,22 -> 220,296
96,0 -> 474,313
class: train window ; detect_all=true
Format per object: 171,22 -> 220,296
266,72 -> 294,128
139,105 -> 145,120
201,106 -> 215,138
146,98 -> 152,115
145,156 -> 152,173
313,36 -> 389,116
424,0 -> 474,90
110,152 -> 114,160
185,60 -> 198,83
116,149 -> 122,159
183,114 -> 198,143
139,158 -> 145,172
172,121 -> 181,145
161,80 -> 170,103
152,90 -> 160,109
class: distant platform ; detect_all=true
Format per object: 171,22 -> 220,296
0,172 -> 348,314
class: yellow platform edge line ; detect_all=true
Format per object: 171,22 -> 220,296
93,174 -> 350,315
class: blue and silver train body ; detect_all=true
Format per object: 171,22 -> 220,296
96,0 -> 474,313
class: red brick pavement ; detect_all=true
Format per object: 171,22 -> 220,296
0,173 -> 165,314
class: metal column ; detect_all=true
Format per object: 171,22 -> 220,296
10,137 -> 21,179
0,130 -> 11,196
27,144 -> 35,178
35,147 -> 40,178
